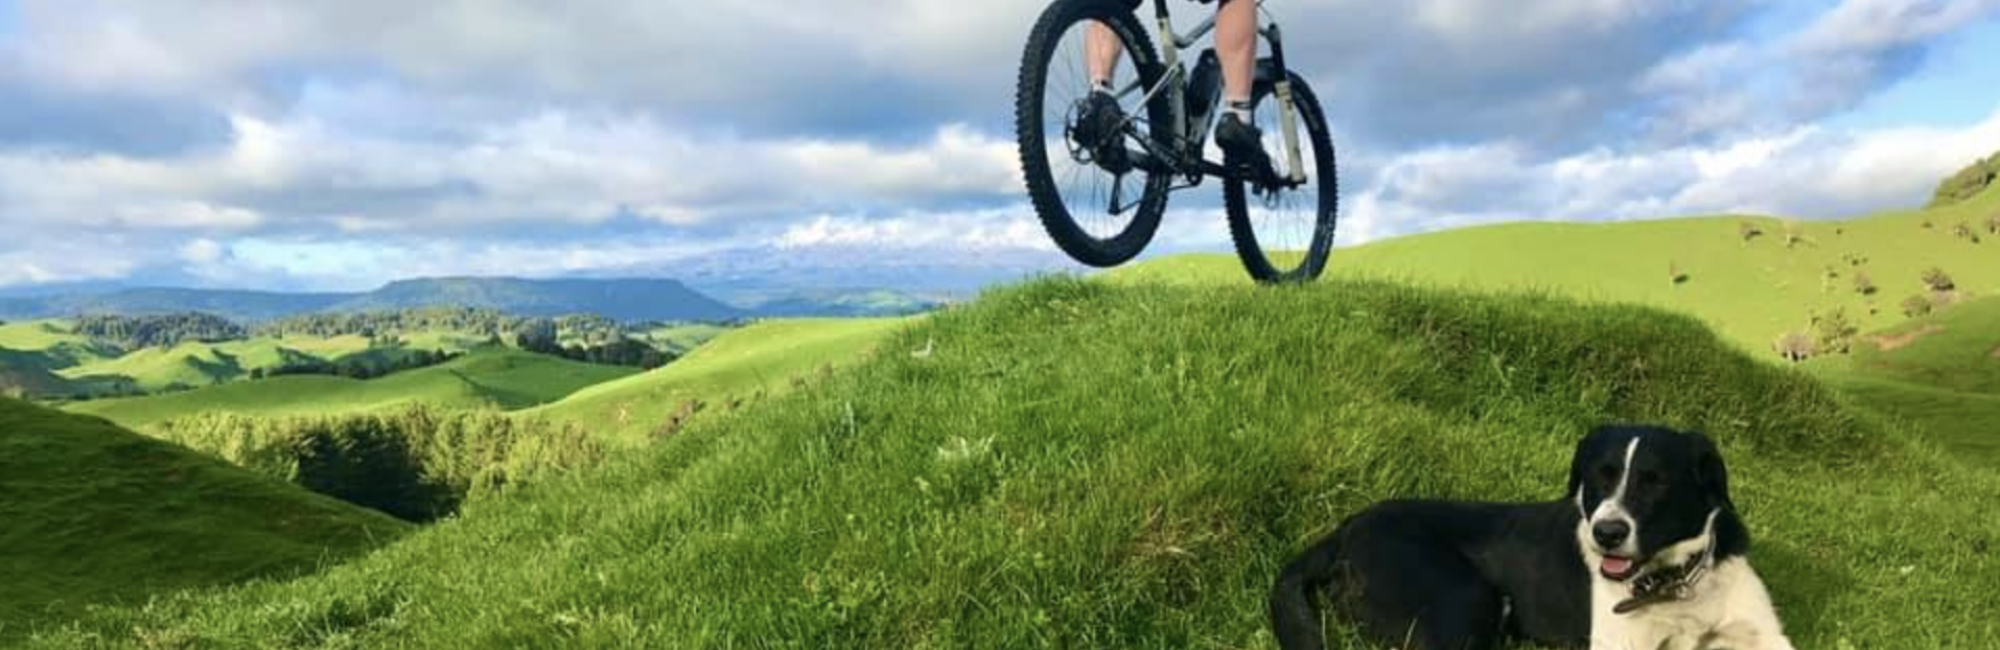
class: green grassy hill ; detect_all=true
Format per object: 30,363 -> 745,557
637,323 -> 732,354
59,340 -> 262,391
25,279 -> 1999,647
68,348 -> 639,429
0,399 -> 408,639
1119,184 -> 2000,355
0,321 -> 127,397
1808,295 -> 2000,462
0,320 -> 120,370
1816,294 -> 2000,393
54,334 -> 445,393
529,318 -> 912,444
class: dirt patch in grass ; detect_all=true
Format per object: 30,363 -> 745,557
1869,325 -> 1944,352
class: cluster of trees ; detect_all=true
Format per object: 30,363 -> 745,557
253,348 -> 464,381
1953,221 -> 1984,244
515,327 -> 675,369
254,306 -> 592,340
1777,264 -> 1965,361
1774,308 -> 1860,363
1929,150 -> 1999,207
151,406 -> 606,522
260,307 -> 667,369
72,313 -> 246,349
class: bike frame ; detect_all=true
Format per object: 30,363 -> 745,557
1115,0 -> 1307,186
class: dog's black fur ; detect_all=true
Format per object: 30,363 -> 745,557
1269,425 -> 1749,650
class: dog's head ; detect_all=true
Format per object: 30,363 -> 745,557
1568,425 -> 1734,583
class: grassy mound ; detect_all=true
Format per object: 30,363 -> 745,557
529,318 -> 910,444
0,399 -> 408,639
54,335 -> 427,393
0,321 -> 123,397
1116,184 -> 2000,355
0,320 -> 120,369
67,349 -> 638,429
1809,295 -> 2000,462
27,279 -> 1998,648
151,407 -> 608,523
637,323 -> 731,355
1821,295 -> 2000,393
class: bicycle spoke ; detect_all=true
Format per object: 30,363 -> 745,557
1039,18 -> 1162,242
1234,89 -> 1325,274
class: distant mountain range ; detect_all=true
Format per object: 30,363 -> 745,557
0,277 -> 936,323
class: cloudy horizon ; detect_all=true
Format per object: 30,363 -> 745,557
2,0 -> 1998,292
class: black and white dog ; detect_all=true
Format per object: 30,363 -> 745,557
1269,425 -> 1795,650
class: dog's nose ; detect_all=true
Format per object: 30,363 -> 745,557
1592,519 -> 1632,549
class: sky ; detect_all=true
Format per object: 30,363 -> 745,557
1,0 -> 1998,293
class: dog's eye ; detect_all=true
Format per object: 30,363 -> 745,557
1635,470 -> 1663,487
1595,463 -> 1620,484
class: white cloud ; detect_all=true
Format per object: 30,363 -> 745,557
774,208 -> 1053,253
0,104 -> 1020,236
1793,0 -> 2000,53
177,237 -> 226,264
1348,106 -> 2000,243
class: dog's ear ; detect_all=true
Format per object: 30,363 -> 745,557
1568,426 -> 1612,499
1688,430 -> 1734,511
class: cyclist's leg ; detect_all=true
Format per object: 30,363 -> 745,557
1214,0 -> 1255,114
1209,0 -> 1275,179
1086,24 -> 1124,90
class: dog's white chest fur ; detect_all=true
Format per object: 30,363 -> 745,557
1590,559 -> 1795,650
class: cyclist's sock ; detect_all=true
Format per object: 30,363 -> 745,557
1223,98 -> 1253,122
1092,79 -> 1115,95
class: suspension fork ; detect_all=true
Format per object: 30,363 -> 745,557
1264,21 -> 1307,183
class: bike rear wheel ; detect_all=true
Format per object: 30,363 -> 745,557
1224,72 -> 1338,284
1015,0 -> 1174,267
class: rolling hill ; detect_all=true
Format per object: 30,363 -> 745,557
529,317 -> 914,444
45,331 -> 448,395
739,289 -> 942,317
21,279 -> 1998,647
636,322 -> 732,355
1807,294 -> 2000,462
1116,182 -> 2000,356
0,399 -> 408,639
0,277 -> 747,323
0,320 -> 130,398
0,288 -> 349,323
330,277 -> 743,321
0,320 -> 120,369
69,348 -> 640,429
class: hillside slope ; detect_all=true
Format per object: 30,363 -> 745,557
1119,183 -> 2000,355
29,280 -> 1999,647
0,277 -> 747,323
1808,295 -> 2000,461
0,399 -> 408,638
68,349 -> 638,429
331,277 -> 743,321
530,317 -> 912,444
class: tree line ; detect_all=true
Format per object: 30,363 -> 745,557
57,307 -> 684,371
72,313 -> 246,350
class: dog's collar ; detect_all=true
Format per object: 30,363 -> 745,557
1612,516 -> 1719,615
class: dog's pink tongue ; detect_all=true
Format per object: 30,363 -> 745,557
1602,556 -> 1634,576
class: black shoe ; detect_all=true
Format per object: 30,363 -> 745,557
1215,112 -> 1277,185
1073,91 -> 1132,174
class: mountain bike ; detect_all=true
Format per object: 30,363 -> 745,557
1016,0 -> 1337,283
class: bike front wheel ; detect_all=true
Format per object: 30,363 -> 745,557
1015,0 -> 1174,267
1224,72 -> 1338,284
